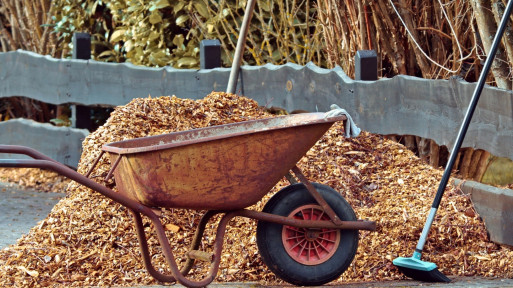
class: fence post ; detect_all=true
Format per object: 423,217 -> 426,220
355,50 -> 377,81
71,32 -> 92,130
200,39 -> 221,69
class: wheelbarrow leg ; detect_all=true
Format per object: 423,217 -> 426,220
131,210 -> 220,283
182,210 -> 220,273
131,210 -> 176,283
131,209 -> 237,288
284,171 -> 299,184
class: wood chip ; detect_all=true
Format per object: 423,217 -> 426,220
165,224 -> 181,232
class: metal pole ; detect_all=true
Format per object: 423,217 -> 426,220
226,0 -> 257,94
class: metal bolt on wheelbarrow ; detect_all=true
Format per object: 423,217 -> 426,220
0,113 -> 376,287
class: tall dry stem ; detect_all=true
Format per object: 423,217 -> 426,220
318,0 -> 485,81
0,0 -> 59,56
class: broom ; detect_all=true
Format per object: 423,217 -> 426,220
393,0 -> 513,282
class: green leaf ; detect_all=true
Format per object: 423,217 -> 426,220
149,11 -> 163,24
177,57 -> 198,68
97,50 -> 116,58
110,29 -> 126,42
148,31 -> 160,42
172,34 -> 185,48
149,50 -> 170,66
175,14 -> 190,26
259,0 -> 271,12
124,39 -> 134,51
150,0 -> 171,11
222,8 -> 230,17
193,1 -> 209,19
127,4 -> 143,13
272,50 -> 282,61
50,118 -> 70,127
173,1 -> 185,14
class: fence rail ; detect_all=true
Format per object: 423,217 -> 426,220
1,50 -> 512,167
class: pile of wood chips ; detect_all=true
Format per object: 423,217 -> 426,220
0,92 -> 512,287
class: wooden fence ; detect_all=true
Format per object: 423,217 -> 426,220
1,49 -> 512,167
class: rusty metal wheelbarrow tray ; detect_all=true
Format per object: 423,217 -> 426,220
100,112 -> 344,210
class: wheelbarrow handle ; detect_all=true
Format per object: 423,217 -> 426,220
0,145 -> 157,218
0,145 -> 60,163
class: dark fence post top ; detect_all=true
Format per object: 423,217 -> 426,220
72,33 -> 91,60
200,39 -> 221,69
355,50 -> 377,81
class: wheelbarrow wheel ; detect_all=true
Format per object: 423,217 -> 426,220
256,183 -> 358,286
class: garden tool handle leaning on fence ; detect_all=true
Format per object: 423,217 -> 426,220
393,0 -> 513,282
226,0 -> 257,94
415,0 -> 513,256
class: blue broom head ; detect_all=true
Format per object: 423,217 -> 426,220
393,256 -> 437,271
393,256 -> 451,282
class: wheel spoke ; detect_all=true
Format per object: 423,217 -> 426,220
315,239 -> 332,253
290,238 -> 306,250
285,226 -> 304,234
306,241 -> 312,261
285,233 -> 305,241
297,241 -> 307,258
312,242 -> 322,260
318,235 -> 337,243
300,210 -> 307,220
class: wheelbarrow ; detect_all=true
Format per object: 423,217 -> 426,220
0,112 -> 376,287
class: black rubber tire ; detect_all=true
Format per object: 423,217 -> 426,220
256,183 -> 358,286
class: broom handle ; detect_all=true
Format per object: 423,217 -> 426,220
415,0 -> 513,256
226,0 -> 257,94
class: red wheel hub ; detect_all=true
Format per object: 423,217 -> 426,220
282,204 -> 340,265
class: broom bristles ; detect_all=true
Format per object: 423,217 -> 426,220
396,265 -> 451,283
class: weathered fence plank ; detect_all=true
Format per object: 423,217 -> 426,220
1,50 -> 512,161
0,119 -> 88,166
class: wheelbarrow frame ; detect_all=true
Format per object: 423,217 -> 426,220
0,143 -> 375,287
